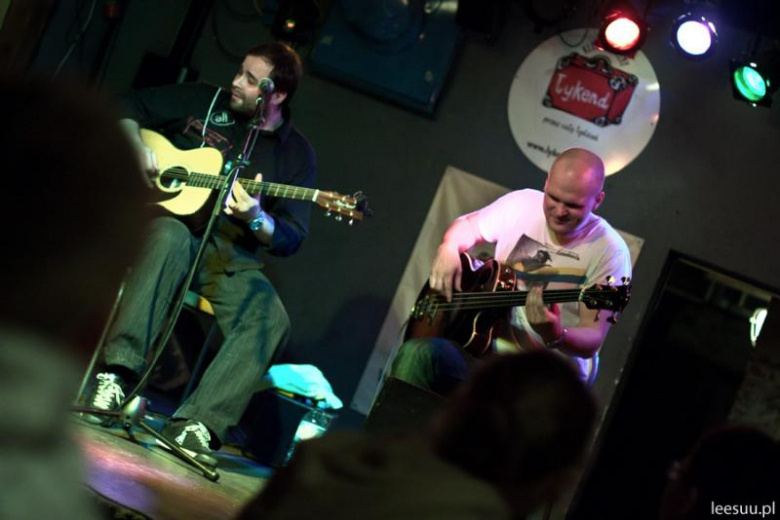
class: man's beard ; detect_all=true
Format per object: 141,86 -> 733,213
229,95 -> 254,116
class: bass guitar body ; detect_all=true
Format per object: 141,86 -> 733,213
404,253 -> 517,357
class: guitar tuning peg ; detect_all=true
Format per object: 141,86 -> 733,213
606,276 -> 615,285
335,214 -> 343,222
622,276 -> 631,284
607,313 -> 619,325
348,219 -> 354,226
325,210 -> 332,217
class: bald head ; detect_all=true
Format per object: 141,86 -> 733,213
543,149 -> 606,240
548,148 -> 605,197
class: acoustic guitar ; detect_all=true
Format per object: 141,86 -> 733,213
405,252 -> 631,357
141,129 -> 369,225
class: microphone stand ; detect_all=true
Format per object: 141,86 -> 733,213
75,92 -> 271,482
124,92 -> 269,406
72,397 -> 219,481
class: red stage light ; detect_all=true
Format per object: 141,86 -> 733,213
595,2 -> 647,57
604,17 -> 641,50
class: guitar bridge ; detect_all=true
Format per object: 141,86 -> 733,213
410,294 -> 440,325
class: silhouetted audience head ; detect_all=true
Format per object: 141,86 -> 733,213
0,75 -> 150,351
659,424 -> 780,520
432,351 -> 597,515
0,74 -> 150,520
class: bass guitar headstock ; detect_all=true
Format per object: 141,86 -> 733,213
580,276 -> 632,323
315,190 -> 372,225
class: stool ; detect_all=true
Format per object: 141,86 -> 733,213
179,291 -> 221,405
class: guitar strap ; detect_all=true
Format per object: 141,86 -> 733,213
200,87 -> 223,148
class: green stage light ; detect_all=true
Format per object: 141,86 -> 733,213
730,56 -> 778,108
733,64 -> 768,102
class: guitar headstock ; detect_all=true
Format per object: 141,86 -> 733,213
315,190 -> 372,225
580,277 -> 632,316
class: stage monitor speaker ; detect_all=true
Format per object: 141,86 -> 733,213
363,377 -> 445,435
310,1 -> 461,115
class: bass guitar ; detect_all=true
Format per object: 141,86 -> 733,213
141,129 -> 369,225
405,252 -> 631,357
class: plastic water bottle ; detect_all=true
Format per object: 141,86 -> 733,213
282,408 -> 331,465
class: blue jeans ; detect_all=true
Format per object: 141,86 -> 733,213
389,338 -> 479,396
104,217 -> 290,441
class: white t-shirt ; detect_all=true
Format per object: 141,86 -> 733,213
471,189 -> 631,376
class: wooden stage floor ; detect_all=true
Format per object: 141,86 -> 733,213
75,420 -> 272,519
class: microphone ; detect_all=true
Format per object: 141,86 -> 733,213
259,77 -> 275,93
255,78 -> 275,105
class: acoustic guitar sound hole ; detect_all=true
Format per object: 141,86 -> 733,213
158,167 -> 189,191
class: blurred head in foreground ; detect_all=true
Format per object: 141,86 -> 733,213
432,351 -> 597,516
0,74 -> 150,354
659,424 -> 780,520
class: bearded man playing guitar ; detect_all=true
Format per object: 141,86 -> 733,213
84,42 -> 315,462
392,148 -> 632,395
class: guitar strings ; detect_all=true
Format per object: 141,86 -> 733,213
449,290 -> 584,299
429,298 -> 582,312
160,167 -> 318,199
419,289 -> 627,312
428,299 -> 623,312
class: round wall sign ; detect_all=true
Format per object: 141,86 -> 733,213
508,30 -> 661,176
